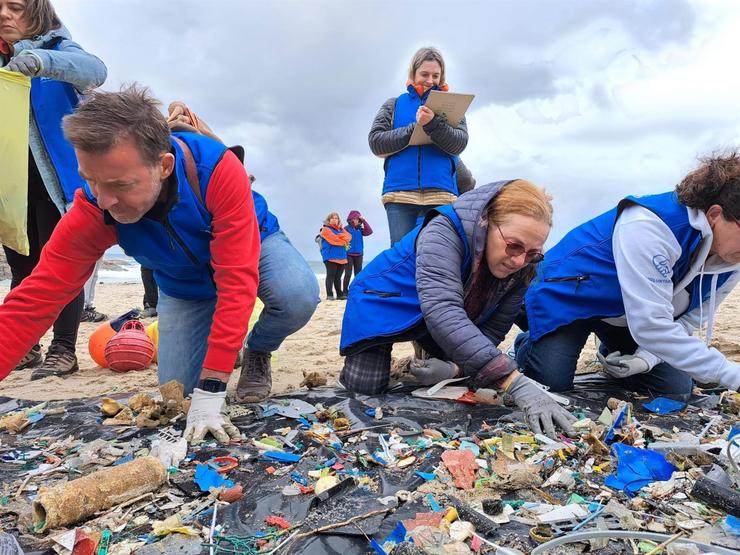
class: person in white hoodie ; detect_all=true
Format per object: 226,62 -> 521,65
514,152 -> 740,397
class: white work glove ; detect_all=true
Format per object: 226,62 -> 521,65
150,436 -> 188,468
184,389 -> 240,444
506,374 -> 576,439
409,357 -> 457,385
596,351 -> 650,379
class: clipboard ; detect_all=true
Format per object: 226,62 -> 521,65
409,90 -> 474,146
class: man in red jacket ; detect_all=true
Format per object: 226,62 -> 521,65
0,85 -> 260,444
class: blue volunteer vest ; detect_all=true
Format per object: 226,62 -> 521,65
321,226 -> 348,262
252,190 -> 280,241
525,191 -> 736,341
346,225 -> 364,255
382,85 -> 459,196
340,204 -> 471,353
29,40 -> 83,203
83,133 -> 228,300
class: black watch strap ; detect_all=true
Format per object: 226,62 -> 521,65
198,378 -> 227,393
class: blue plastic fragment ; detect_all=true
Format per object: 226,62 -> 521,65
384,521 -> 407,544
458,440 -> 480,457
254,531 -> 268,538
643,397 -> 686,414
604,405 -> 627,445
728,425 -> 740,441
113,453 -> 134,466
321,457 -> 337,468
290,471 -> 308,486
194,463 -> 235,492
27,413 -> 44,423
415,471 -> 435,481
264,451 -> 301,463
604,443 -> 675,496
365,408 -> 376,417
726,515 -> 740,535
298,417 -> 312,429
371,453 -> 388,466
370,538 -> 388,555
261,406 -> 279,417
426,493 -> 442,512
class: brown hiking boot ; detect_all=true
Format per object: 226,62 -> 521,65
14,345 -> 42,371
236,350 -> 272,402
31,344 -> 79,381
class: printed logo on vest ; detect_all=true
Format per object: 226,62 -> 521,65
652,254 -> 671,278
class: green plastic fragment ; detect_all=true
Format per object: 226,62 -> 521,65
567,493 -> 586,505
502,500 -> 525,509
638,540 -> 659,553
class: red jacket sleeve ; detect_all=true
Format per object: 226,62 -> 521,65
202,150 -> 260,373
0,189 -> 116,379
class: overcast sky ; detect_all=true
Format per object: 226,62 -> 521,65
56,0 -> 740,261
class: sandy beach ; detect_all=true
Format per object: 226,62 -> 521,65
1,278 -> 739,401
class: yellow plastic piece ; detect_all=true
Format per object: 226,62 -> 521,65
0,69 -> 31,255
443,507 -> 459,523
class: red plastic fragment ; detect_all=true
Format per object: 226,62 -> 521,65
265,515 -> 291,529
402,511 -> 444,532
441,449 -> 478,490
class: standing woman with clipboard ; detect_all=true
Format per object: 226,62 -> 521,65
369,46 -> 469,245
0,0 -> 107,378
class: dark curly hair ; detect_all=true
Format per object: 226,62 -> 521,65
676,150 -> 740,220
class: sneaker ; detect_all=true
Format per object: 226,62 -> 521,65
326,295 -> 335,301
81,305 -> 107,323
140,306 -> 158,318
236,350 -> 272,402
337,294 -> 347,300
14,345 -> 42,371
30,345 -> 79,381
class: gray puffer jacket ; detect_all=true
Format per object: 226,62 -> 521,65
415,181 -> 529,387
368,97 -> 468,157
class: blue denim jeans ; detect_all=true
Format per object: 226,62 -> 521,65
157,292 -> 216,395
246,231 -> 320,353
385,203 -> 439,246
157,231 -> 319,394
514,318 -> 693,399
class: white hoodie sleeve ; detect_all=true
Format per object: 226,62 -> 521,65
612,207 -> 740,390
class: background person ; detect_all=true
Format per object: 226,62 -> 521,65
368,46 -> 469,245
81,258 -> 107,322
342,210 -> 373,296
320,212 -> 351,300
340,181 -> 575,439
0,0 -> 106,378
515,152 -> 740,396
140,266 -> 158,318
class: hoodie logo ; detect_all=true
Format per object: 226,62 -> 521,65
652,255 -> 671,278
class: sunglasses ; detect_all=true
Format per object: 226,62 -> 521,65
496,225 -> 545,264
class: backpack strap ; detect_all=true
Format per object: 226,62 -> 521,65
173,136 -> 203,205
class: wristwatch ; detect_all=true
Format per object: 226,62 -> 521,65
198,378 -> 227,393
